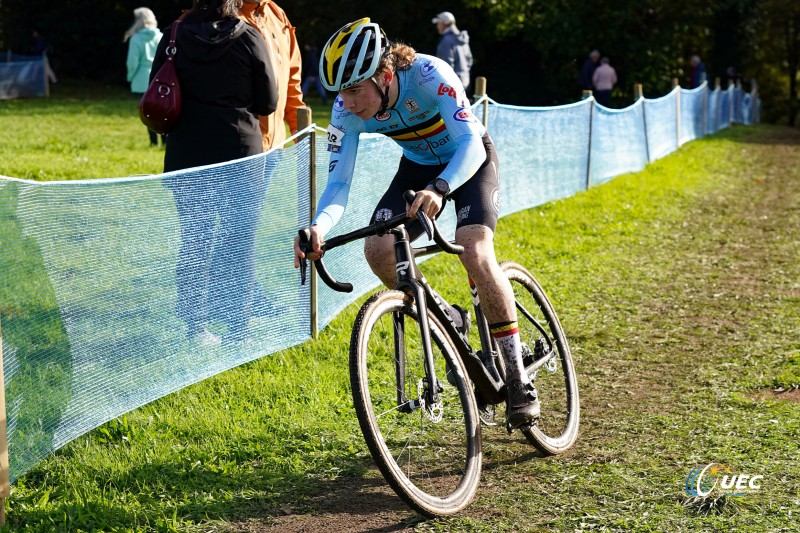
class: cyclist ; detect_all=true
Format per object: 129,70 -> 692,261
293,18 -> 539,428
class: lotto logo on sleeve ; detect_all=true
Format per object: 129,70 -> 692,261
437,83 -> 458,98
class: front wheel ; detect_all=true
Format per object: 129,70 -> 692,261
500,261 -> 580,455
350,290 -> 482,517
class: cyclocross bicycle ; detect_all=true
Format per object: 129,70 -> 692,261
298,190 -> 579,517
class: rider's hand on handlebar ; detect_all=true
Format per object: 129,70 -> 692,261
407,188 -> 443,220
294,225 -> 325,268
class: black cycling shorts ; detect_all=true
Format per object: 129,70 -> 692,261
370,134 -> 500,241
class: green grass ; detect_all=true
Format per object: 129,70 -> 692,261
0,81 -> 331,181
1,85 -> 799,531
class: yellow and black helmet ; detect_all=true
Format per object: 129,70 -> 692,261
319,18 -> 388,92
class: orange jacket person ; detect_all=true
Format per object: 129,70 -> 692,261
239,0 -> 305,150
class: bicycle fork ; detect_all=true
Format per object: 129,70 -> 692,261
389,227 -> 442,413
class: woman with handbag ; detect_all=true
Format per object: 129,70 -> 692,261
124,7 -> 164,146
150,0 -> 278,344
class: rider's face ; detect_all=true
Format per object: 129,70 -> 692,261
339,74 -> 388,120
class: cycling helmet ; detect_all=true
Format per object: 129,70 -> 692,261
320,18 -> 388,92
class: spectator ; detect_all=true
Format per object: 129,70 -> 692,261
689,55 -> 707,88
432,11 -> 473,94
238,0 -> 305,320
592,57 -> 617,107
300,43 -> 328,105
725,66 -> 742,88
124,8 -> 164,147
153,0 -> 278,344
238,0 -> 305,151
579,49 -> 600,92
31,28 -> 58,84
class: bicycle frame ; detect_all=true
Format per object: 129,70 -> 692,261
388,225 -> 507,406
298,192 -> 558,408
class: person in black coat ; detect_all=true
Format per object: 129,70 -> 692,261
152,0 -> 278,344
578,49 -> 600,92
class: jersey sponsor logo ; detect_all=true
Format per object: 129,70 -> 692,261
420,60 -> 438,76
375,111 -> 392,121
375,208 -> 393,222
457,205 -> 471,224
386,114 -> 446,141
418,76 -> 436,87
404,98 -> 421,113
333,95 -> 345,112
329,160 -> 338,173
409,134 -> 451,152
453,107 -> 475,123
437,83 -> 458,98
408,111 -> 432,122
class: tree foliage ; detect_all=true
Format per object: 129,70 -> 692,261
0,0 -> 796,123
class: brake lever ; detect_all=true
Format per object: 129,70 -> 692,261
298,228 -> 310,286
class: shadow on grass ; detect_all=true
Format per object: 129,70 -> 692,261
715,123 -> 800,145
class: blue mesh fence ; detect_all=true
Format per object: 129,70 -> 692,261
0,82 -> 760,485
0,52 -> 47,100
644,88 -> 679,160
487,100 -> 591,216
590,100 -> 648,186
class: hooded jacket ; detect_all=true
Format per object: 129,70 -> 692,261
239,1 -> 304,150
127,27 -> 162,94
436,27 -> 473,90
151,15 -> 278,172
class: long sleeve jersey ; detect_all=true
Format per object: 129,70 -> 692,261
313,54 -> 486,235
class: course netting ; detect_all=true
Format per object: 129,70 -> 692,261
0,52 -> 49,100
0,82 -> 758,484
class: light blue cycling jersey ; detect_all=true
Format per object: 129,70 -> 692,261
312,53 -> 487,235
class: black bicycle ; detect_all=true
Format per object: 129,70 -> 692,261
299,191 -> 579,517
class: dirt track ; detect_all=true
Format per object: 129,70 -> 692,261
225,125 -> 800,532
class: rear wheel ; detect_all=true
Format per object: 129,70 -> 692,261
501,262 -> 580,455
350,290 -> 482,516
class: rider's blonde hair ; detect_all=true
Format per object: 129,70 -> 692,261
377,42 -> 416,75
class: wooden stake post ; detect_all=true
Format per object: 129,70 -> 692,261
636,83 -> 651,163
673,78 -> 681,147
297,107 -> 318,339
582,90 -> 594,189
0,317 -> 10,525
473,76 -> 489,128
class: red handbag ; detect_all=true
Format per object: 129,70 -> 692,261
138,13 -> 187,134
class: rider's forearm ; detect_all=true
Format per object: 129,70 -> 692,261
312,180 -> 349,235
437,133 -> 485,192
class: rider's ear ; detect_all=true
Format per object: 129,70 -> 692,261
382,69 -> 393,87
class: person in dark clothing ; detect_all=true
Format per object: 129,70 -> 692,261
151,0 -> 278,344
432,12 -> 473,94
301,43 -> 328,105
689,55 -> 707,89
578,49 -> 600,92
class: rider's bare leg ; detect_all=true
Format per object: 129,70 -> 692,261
456,224 -> 540,426
364,233 -> 408,285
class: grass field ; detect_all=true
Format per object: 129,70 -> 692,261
1,85 -> 799,532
